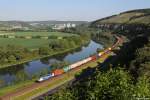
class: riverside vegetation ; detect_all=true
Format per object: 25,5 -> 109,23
0,33 -> 90,69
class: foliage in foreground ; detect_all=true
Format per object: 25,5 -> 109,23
45,68 -> 150,100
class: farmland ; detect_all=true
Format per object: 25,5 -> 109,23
0,32 -> 77,37
0,32 -> 78,50
0,38 -> 53,50
0,31 -> 90,69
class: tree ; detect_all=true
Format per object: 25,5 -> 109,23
39,47 -> 51,55
134,76 -> 150,98
7,55 -> 16,63
45,89 -> 75,100
79,68 -> 134,100
47,68 -> 150,100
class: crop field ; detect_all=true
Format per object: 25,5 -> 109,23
0,38 -> 54,50
0,32 -> 78,50
0,32 -> 76,37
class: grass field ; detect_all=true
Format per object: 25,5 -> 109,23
0,32 -> 76,37
0,38 -> 53,50
0,32 -> 77,50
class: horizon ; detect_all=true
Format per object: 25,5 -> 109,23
0,0 -> 150,21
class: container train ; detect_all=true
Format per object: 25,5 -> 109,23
37,36 -> 122,82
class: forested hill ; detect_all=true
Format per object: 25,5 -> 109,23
90,8 -> 150,39
91,8 -> 150,26
46,9 -> 150,100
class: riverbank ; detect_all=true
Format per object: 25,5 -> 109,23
0,52 -> 113,99
0,40 -> 90,69
0,41 -> 90,96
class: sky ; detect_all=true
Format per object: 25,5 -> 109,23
0,0 -> 150,21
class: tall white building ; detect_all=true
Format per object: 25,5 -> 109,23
52,23 -> 76,30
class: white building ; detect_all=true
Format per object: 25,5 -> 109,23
66,23 -> 71,28
72,24 -> 76,27
52,23 -> 76,30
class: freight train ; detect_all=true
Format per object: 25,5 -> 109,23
37,36 -> 122,82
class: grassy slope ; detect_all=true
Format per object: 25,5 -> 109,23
92,8 -> 150,25
129,15 -> 150,24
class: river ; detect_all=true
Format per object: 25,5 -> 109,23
0,40 -> 103,88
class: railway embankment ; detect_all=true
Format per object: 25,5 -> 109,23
0,35 -> 122,100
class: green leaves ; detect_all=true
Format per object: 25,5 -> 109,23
47,68 -> 150,100
134,76 -> 150,98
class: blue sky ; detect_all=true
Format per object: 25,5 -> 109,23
0,0 -> 149,21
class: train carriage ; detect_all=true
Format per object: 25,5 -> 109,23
63,66 -> 70,72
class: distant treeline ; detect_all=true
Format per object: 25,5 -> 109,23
0,35 -> 66,39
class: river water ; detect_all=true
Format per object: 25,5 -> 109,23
0,40 -> 103,88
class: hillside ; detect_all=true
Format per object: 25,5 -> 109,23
46,9 -> 150,100
0,21 -> 87,31
92,8 -> 150,26
0,21 -> 33,30
27,21 -> 87,25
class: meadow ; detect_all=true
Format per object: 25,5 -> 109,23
0,38 -> 53,50
0,32 -> 77,50
0,32 -> 76,37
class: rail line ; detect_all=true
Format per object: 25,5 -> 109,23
33,35 -> 123,99
0,35 -> 123,100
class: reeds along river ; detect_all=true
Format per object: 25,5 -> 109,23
0,40 -> 103,88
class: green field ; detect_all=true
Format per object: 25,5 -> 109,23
0,38 -> 54,50
0,32 -> 76,37
0,32 -> 78,50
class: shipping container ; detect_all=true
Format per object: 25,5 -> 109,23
69,63 -> 78,69
63,66 -> 70,72
69,57 -> 92,69
70,60 -> 83,69
52,69 -> 64,76
91,55 -> 97,61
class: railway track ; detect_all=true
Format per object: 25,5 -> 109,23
33,35 -> 123,99
0,35 -> 123,100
